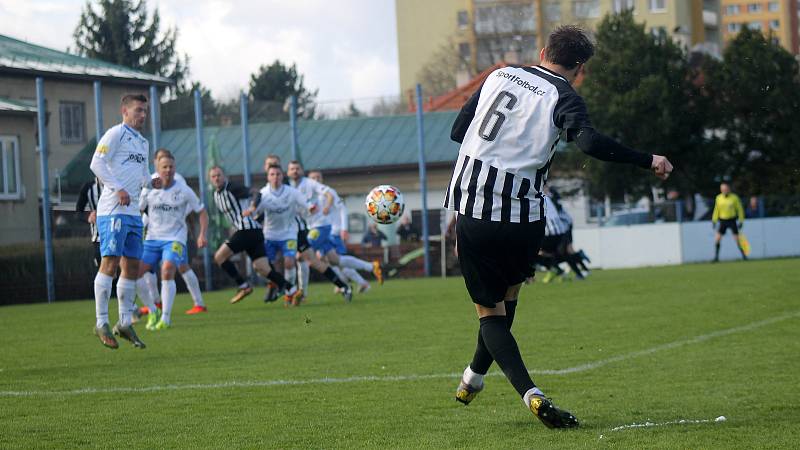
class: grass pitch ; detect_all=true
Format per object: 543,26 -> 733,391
1,258 -> 798,449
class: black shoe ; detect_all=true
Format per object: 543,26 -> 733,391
264,284 -> 278,303
529,396 -> 579,429
341,284 -> 353,303
112,323 -> 146,349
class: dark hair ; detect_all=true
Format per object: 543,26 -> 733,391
266,164 -> 283,172
155,148 -> 173,160
544,26 -> 594,70
156,153 -> 175,162
121,94 -> 148,107
288,160 -> 302,167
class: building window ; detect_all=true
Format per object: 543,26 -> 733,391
727,22 -> 741,33
649,0 -> 667,12
747,3 -> 762,13
573,0 -> 600,19
726,5 -> 740,15
59,101 -> 85,144
748,21 -> 762,30
457,10 -> 469,29
769,19 -> 780,30
545,2 -> 561,21
459,42 -> 472,63
0,136 -> 22,200
768,2 -> 779,12
613,0 -> 635,13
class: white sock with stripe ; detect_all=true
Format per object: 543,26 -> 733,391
116,277 -> 137,327
160,279 -> 177,325
94,272 -> 113,328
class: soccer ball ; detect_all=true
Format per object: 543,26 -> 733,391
365,185 -> 405,224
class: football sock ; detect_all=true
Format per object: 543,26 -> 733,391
143,271 -> 160,307
522,387 -> 546,407
715,242 -> 720,259
298,260 -> 310,291
470,300 -> 517,374
332,266 -> 350,283
266,270 -> 291,291
284,266 -> 297,287
160,279 -> 176,324
339,255 -> 373,272
343,267 -> 367,286
566,258 -> 584,279
478,315 -> 536,397
135,276 -> 158,312
181,269 -> 204,307
116,277 -> 137,327
220,260 -> 246,285
94,272 -> 113,328
323,267 -> 348,289
462,365 -> 484,388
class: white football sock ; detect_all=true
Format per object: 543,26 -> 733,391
331,266 -> 349,283
339,255 -> 373,272
463,365 -> 485,387
298,260 -> 310,291
94,272 -> 113,328
284,266 -> 297,287
343,267 -> 367,286
143,271 -> 159,305
522,387 -> 546,407
136,276 -> 158,312
161,279 -> 177,325
181,269 -> 204,307
116,277 -> 137,327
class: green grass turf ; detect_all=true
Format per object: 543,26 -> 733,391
1,258 -> 798,449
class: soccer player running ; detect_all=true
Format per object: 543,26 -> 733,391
308,170 -> 381,292
89,93 -> 152,349
445,26 -> 672,428
712,181 -> 747,262
209,165 -> 298,304
137,153 -> 208,329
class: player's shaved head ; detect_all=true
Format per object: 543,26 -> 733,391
121,93 -> 148,107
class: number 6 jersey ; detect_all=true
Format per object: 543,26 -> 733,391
444,65 -> 591,223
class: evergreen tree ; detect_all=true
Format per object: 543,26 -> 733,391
248,60 -> 318,121
73,0 -> 188,94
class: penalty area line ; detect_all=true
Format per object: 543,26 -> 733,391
1,310 -> 797,398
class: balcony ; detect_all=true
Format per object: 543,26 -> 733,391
703,10 -> 718,27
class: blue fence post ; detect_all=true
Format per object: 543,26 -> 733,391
289,95 -> 299,162
758,195 -> 766,218
149,85 -> 161,163
93,81 -> 103,142
194,90 -> 213,291
415,84 -> 430,277
36,77 -> 55,303
240,92 -> 251,187
676,200 -> 684,222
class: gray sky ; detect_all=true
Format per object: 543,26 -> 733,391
0,0 -> 400,111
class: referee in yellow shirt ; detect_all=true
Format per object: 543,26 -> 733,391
712,182 -> 746,262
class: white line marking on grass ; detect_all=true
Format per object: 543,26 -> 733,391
1,312 -> 797,398
607,415 -> 727,434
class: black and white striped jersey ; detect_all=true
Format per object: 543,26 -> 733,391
445,65 -> 591,223
213,181 -> 260,231
76,178 -> 103,242
543,196 -> 568,236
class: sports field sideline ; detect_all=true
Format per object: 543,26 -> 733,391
1,258 -> 798,449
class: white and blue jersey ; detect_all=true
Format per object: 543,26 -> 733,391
291,177 -> 336,253
328,188 -> 349,255
139,181 -> 204,267
253,184 -> 309,261
90,123 -> 150,258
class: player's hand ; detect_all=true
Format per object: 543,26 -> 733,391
341,230 -> 349,241
309,204 -> 318,214
242,206 -> 254,217
151,177 -> 162,189
117,189 -> 131,206
322,206 -> 330,215
651,155 -> 673,180
88,210 -> 97,224
197,235 -> 208,248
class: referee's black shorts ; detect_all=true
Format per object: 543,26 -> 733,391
717,218 -> 739,235
225,229 -> 266,260
456,214 -> 545,308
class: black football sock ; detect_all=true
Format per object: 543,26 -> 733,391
478,315 -> 535,397
266,270 -> 291,291
715,242 -> 720,259
323,267 -> 348,289
469,300 -> 518,375
220,260 -> 246,285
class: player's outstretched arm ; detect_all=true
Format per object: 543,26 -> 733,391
571,127 -> 672,180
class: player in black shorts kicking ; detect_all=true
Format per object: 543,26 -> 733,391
444,25 -> 672,429
208,165 -> 298,304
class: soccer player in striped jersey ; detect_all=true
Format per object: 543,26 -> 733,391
446,26 -> 672,428
138,153 -> 208,329
209,165 -> 298,304
308,170 -> 382,292
89,93 -> 151,349
76,177 -> 103,267
711,182 -> 747,262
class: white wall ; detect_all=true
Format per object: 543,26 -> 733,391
573,217 -> 800,269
